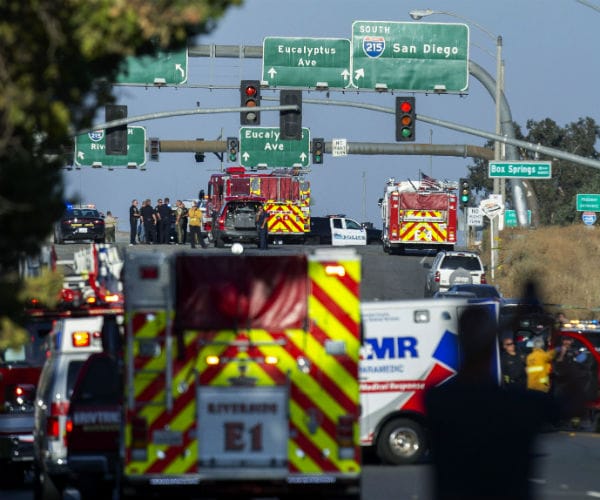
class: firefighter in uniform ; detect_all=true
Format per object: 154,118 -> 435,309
526,337 -> 555,392
188,201 -> 206,248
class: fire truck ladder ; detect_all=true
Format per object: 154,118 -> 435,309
126,301 -> 175,412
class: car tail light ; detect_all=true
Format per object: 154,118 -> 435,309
218,215 -> 226,230
434,271 -> 440,283
336,414 -> 356,460
131,416 -> 148,462
139,266 -> 159,280
47,402 -> 69,440
480,273 -> 487,284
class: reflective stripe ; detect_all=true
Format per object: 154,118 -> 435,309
526,366 -> 544,373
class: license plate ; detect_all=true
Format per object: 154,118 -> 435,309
78,228 -> 88,233
453,276 -> 470,283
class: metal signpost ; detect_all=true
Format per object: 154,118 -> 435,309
239,127 -> 310,168
262,37 -> 351,88
488,161 -> 552,179
351,21 -> 469,91
74,126 -> 147,168
576,194 -> 600,212
115,49 -> 188,85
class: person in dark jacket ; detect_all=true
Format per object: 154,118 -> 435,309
128,199 -> 140,246
500,335 -> 527,389
157,197 -> 172,244
140,199 -> 157,244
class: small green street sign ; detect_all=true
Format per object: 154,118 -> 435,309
488,161 -> 552,179
115,49 -> 188,85
262,37 -> 351,88
74,126 -> 147,168
239,127 -> 310,168
504,209 -> 531,227
577,193 -> 600,212
351,21 -> 469,91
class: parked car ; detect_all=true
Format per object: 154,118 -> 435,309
54,205 -> 105,244
211,198 -> 263,247
424,250 -> 486,297
33,316 -> 104,499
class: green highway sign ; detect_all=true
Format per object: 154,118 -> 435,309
115,49 -> 188,85
504,210 -> 531,227
577,193 -> 600,211
488,161 -> 552,179
239,127 -> 310,168
74,126 -> 147,168
262,37 -> 351,88
351,21 -> 469,91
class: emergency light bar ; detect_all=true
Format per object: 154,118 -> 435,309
72,331 -> 91,347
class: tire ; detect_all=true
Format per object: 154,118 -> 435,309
376,418 -> 427,465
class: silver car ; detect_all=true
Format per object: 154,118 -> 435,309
424,250 -> 486,297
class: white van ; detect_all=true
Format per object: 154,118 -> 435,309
33,316 -> 104,499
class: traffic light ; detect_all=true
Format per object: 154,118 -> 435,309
194,138 -> 205,163
105,104 -> 127,155
395,97 -> 415,142
149,137 -> 160,161
280,90 -> 302,140
240,80 -> 261,125
227,137 -> 239,162
312,138 -> 324,164
459,178 -> 471,207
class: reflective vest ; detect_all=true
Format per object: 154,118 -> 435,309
526,348 -> 555,392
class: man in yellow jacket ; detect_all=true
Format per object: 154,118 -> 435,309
526,337 -> 555,392
188,201 -> 207,249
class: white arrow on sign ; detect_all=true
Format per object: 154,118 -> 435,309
354,68 -> 364,80
78,151 -> 85,160
341,69 -> 351,81
175,64 -> 185,78
242,151 -> 250,161
268,68 -> 277,79
299,152 -> 307,162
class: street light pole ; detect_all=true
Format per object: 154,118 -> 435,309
409,9 -> 504,279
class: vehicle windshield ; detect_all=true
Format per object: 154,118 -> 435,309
69,209 -> 100,218
441,256 -> 482,271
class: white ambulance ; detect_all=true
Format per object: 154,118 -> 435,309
360,298 -> 500,465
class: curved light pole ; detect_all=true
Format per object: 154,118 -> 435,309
410,9 -> 506,279
409,9 -> 504,188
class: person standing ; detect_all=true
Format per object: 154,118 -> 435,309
500,335 -> 527,389
188,201 -> 206,249
526,337 -> 555,393
175,200 -> 186,244
158,197 -> 172,244
104,211 -> 117,243
129,199 -> 140,246
255,205 -> 269,250
140,199 -> 157,244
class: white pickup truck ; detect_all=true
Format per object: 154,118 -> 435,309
305,215 -> 367,246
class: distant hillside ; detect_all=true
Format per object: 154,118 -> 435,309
482,225 -> 600,318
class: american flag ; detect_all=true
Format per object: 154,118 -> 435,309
420,172 -> 441,190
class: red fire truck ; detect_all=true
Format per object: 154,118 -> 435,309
120,250 -> 362,499
379,179 -> 458,254
206,166 -> 311,243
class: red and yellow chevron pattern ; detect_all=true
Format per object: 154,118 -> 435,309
124,255 -> 361,481
265,202 -> 308,234
398,221 -> 447,243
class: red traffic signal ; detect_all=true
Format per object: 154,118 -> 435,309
240,80 -> 261,125
395,97 -> 416,142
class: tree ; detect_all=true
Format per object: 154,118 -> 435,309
0,0 -> 242,321
465,117 -> 600,226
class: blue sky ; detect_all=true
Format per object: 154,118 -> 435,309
63,0 -> 600,228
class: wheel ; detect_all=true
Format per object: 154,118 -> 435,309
376,418 -> 427,465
